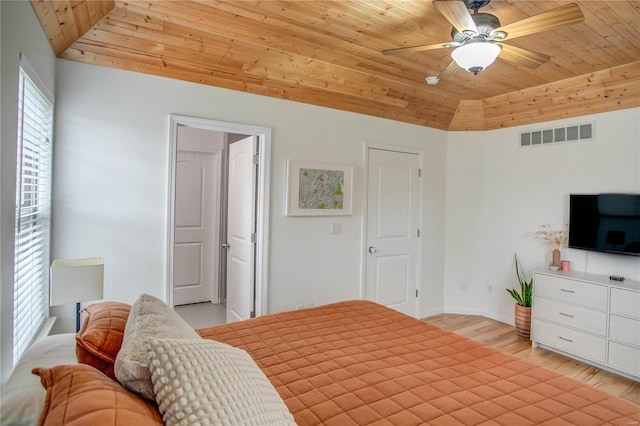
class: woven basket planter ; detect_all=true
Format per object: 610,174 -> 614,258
514,304 -> 532,339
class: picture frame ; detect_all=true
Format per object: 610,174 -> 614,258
286,161 -> 353,216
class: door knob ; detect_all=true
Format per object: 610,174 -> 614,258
368,246 -> 377,254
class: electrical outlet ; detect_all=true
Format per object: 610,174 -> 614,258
304,302 -> 314,308
487,285 -> 492,293
295,304 -> 304,310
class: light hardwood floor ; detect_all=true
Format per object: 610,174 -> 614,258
422,313 -> 640,406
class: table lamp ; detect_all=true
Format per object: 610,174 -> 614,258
50,257 -> 104,332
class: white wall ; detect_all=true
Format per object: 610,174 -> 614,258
445,109 -> 640,323
51,60 -> 448,332
0,1 -> 56,382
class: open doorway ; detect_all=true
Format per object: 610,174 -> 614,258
172,126 -> 223,308
166,115 -> 271,328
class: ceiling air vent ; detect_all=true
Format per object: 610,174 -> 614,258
520,122 -> 594,147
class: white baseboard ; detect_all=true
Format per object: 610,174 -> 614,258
481,311 -> 513,326
442,306 -> 485,316
420,307 -> 444,319
440,307 -> 514,326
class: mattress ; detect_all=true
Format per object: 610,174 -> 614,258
198,300 -> 639,425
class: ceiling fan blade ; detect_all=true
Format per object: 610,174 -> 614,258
433,0 -> 478,35
438,60 -> 460,80
492,3 -> 584,41
382,41 -> 459,56
499,44 -> 550,68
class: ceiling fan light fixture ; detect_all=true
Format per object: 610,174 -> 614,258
451,42 -> 501,75
425,76 -> 440,85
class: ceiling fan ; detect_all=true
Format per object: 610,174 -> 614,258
382,0 -> 584,83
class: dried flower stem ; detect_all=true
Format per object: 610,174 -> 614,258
535,224 -> 568,250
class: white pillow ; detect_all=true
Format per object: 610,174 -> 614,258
1,333 -> 77,426
115,294 -> 199,400
147,338 -> 296,426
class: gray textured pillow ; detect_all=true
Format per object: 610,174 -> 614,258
148,338 -> 296,426
115,294 -> 199,400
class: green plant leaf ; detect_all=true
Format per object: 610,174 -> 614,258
506,254 -> 533,307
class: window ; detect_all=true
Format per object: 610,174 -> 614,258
13,56 -> 53,364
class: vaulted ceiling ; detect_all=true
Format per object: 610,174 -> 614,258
32,1 -> 640,130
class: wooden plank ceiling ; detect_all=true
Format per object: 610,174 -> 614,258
31,0 -> 640,130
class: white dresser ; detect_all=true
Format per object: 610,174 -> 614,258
532,270 -> 640,381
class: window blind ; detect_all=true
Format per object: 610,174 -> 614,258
13,58 -> 53,364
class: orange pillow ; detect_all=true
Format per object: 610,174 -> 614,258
33,364 -> 163,426
76,302 -> 130,380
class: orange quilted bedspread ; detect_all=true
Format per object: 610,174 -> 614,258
198,300 -> 639,425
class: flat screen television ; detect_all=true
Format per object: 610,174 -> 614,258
569,194 -> 640,256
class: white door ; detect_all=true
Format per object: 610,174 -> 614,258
174,151 -> 220,305
226,136 -> 257,323
365,149 -> 420,317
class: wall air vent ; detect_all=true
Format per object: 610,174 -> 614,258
520,122 -> 594,147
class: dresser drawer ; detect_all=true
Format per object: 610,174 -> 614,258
608,341 -> 640,378
610,287 -> 640,319
533,319 -> 606,364
533,296 -> 607,336
609,314 -> 640,347
534,274 -> 607,310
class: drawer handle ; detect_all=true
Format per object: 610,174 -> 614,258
560,288 -> 575,294
559,312 -> 574,318
558,336 -> 574,343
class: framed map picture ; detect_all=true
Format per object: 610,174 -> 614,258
286,161 -> 353,216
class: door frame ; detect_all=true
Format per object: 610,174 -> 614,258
167,114 -> 271,318
361,142 -> 424,318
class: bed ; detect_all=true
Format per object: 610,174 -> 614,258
3,296 -> 638,425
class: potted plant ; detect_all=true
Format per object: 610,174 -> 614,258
506,253 -> 533,339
